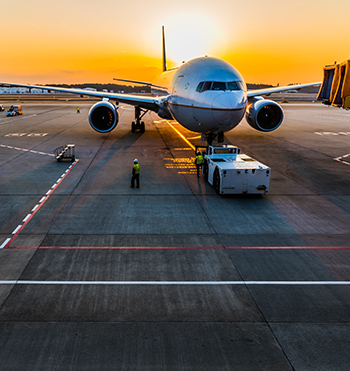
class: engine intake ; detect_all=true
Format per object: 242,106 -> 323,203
245,99 -> 284,132
88,101 -> 119,133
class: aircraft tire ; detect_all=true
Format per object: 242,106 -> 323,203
141,121 -> 145,133
131,121 -> 136,133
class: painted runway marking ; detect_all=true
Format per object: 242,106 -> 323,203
0,144 -> 54,157
300,113 -> 350,122
165,120 -> 196,151
12,225 -> 22,234
31,204 -> 39,212
2,159 -> 79,248
0,114 -> 37,123
0,280 -> 349,285
0,238 -> 11,249
334,153 -> 350,166
22,214 -> 32,222
5,245 -> 350,250
314,132 -> 350,136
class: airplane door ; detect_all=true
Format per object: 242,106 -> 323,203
172,75 -> 184,95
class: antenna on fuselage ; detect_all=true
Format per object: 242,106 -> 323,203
162,25 -> 167,72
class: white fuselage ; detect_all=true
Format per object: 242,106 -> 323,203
153,57 -> 248,133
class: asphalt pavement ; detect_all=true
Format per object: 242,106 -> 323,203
0,101 -> 350,370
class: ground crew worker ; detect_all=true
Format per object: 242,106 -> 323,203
195,151 -> 204,177
77,107 -> 80,113
131,159 -> 140,188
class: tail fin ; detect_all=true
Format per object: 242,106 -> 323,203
162,26 -> 167,72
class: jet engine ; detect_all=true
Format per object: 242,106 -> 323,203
245,99 -> 284,132
88,101 -> 119,133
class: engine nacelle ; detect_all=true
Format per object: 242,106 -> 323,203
245,99 -> 284,132
88,101 -> 119,133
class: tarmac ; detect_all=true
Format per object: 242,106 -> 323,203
0,99 -> 350,370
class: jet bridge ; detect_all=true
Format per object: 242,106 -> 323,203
317,59 -> 350,109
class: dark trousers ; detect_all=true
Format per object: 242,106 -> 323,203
131,174 -> 140,188
196,164 -> 202,177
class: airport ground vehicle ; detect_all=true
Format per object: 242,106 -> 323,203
201,145 -> 271,195
0,104 -> 4,111
6,105 -> 23,116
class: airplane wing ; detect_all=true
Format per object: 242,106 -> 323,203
247,82 -> 321,98
0,82 -> 162,111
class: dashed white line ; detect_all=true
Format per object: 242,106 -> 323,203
12,225 -> 22,234
0,144 -> 54,157
31,204 -> 39,212
0,238 -> 11,249
0,280 -> 349,285
39,197 -> 46,203
22,214 -> 32,222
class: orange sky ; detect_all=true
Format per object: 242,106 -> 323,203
1,0 -> 349,85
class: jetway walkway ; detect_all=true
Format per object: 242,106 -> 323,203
317,59 -> 350,109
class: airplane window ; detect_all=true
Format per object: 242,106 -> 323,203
196,82 -> 204,92
227,81 -> 240,90
211,82 -> 226,91
227,81 -> 247,91
238,81 -> 247,91
201,81 -> 212,92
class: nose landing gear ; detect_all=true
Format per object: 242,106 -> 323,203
132,106 -> 148,133
205,130 -> 225,145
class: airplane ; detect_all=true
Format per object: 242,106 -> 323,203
1,26 -> 320,144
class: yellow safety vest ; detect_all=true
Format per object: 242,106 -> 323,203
195,155 -> 204,165
133,164 -> 140,174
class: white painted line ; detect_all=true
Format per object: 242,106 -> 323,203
31,204 -> 39,212
0,238 -> 11,249
23,214 -> 32,222
1,159 -> 78,248
0,281 -> 349,285
12,225 -> 22,234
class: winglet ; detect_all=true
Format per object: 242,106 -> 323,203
162,26 -> 167,72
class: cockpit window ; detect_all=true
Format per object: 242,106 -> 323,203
238,81 -> 247,91
201,81 -> 212,92
196,81 -> 204,92
227,81 -> 240,90
212,82 -> 226,91
196,80 -> 246,93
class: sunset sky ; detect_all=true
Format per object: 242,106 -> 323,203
2,0 -> 349,85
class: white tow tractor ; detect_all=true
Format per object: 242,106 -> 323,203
199,145 -> 271,195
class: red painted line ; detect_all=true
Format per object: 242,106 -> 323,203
5,245 -> 350,250
4,160 -> 79,248
226,246 -> 350,249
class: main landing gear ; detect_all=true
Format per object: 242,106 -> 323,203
205,130 -> 224,145
131,106 -> 147,133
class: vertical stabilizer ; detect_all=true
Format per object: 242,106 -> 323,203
162,26 -> 167,72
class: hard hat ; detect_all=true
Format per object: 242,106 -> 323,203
134,159 -> 138,163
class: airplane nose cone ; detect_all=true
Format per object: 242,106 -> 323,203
212,92 -> 246,125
